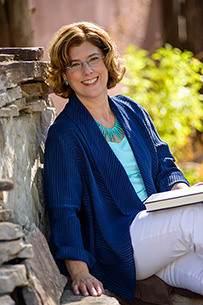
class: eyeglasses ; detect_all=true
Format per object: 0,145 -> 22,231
66,55 -> 105,72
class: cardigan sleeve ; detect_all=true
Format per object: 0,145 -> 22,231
139,106 -> 189,192
43,134 -> 96,270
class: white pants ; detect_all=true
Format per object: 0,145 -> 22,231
130,204 -> 203,295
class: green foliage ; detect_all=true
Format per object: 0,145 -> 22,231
122,44 -> 203,161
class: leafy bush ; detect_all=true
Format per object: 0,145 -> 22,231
122,44 -> 203,162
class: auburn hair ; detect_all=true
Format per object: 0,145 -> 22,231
46,21 -> 126,99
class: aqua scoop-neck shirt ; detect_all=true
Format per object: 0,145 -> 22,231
108,136 -> 148,202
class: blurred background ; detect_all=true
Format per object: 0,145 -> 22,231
0,0 -> 203,183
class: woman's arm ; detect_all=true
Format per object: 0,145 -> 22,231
65,260 -> 104,297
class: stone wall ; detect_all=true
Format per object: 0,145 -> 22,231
0,47 -> 67,305
0,47 -> 54,236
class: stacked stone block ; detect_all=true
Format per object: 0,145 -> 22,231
0,180 -> 32,304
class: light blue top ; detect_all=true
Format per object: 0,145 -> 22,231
108,136 -> 148,202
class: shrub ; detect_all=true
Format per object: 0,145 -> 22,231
122,44 -> 203,162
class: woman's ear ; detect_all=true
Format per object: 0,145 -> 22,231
62,72 -> 66,81
62,73 -> 69,86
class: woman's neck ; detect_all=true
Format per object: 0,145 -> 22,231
76,93 -> 115,128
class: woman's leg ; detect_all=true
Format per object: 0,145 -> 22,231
156,252 -> 203,295
130,203 -> 203,294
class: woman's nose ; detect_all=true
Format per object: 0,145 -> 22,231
82,62 -> 93,74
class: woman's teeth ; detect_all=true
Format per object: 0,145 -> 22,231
83,77 -> 97,84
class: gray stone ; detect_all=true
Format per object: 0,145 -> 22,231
7,86 -> 22,103
0,295 -> 15,305
0,61 -> 48,90
0,239 -> 33,265
0,238 -> 26,260
61,289 -> 120,305
0,207 -> 12,222
11,97 -> 26,111
0,222 -> 24,240
0,54 -> 15,62
0,104 -> 19,117
8,86 -> 23,101
23,99 -> 47,113
18,243 -> 34,258
0,47 -> 44,61
0,90 -> 9,107
22,224 -> 67,305
0,264 -> 28,293
61,285 -> 121,305
171,293 -> 203,305
0,107 -> 55,234
0,86 -> 22,108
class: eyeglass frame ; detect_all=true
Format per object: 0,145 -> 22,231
66,55 -> 105,72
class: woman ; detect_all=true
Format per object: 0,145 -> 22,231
44,21 -> 203,301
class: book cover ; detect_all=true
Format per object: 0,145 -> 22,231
144,186 -> 203,212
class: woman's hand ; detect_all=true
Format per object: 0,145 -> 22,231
71,270 -> 104,297
192,182 -> 203,187
65,260 -> 105,297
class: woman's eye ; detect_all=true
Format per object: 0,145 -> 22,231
89,56 -> 99,63
70,62 -> 80,68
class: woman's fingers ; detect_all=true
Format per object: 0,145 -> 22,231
71,271 -> 105,297
86,278 -> 104,296
72,281 -> 89,296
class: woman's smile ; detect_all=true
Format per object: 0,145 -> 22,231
82,76 -> 98,85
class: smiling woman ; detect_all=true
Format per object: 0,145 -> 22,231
44,21 -> 203,302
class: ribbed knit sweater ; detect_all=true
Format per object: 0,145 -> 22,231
43,93 -> 189,300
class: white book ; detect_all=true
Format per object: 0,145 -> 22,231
144,186 -> 203,212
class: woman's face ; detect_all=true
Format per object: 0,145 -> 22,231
63,41 -> 109,102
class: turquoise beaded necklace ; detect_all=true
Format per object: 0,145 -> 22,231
95,116 -> 124,142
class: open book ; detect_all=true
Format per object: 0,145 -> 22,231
144,185 -> 203,212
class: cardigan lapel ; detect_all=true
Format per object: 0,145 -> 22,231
109,96 -> 157,197
63,94 -> 147,215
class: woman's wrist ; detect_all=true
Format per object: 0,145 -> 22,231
65,260 -> 89,279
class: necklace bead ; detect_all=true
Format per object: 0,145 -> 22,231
95,116 -> 124,142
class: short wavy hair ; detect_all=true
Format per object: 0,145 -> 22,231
46,21 -> 126,99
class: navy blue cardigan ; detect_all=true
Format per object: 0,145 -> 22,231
43,93 -> 189,300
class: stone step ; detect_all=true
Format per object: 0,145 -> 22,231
60,288 -> 120,305
61,284 -> 203,305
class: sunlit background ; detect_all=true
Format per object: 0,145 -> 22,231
0,0 -> 203,183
